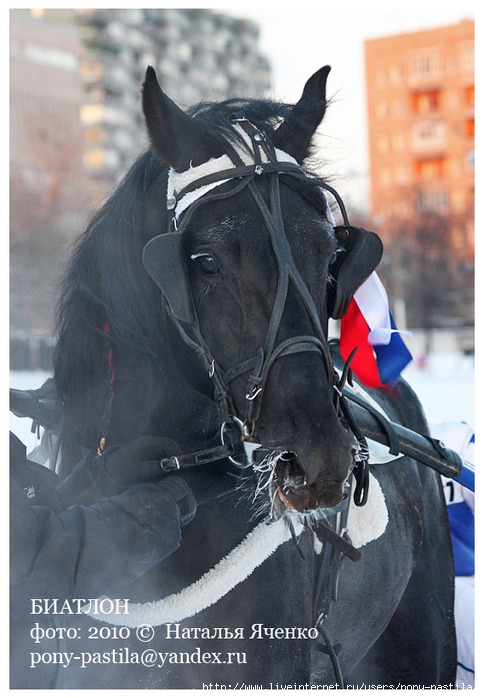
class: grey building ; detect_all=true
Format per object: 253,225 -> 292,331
10,8 -> 271,368
77,8 -> 271,187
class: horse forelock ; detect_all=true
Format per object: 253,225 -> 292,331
186,97 -> 325,169
188,98 -> 291,140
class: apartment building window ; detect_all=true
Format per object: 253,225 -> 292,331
83,149 -> 105,168
379,167 -> 392,187
376,68 -> 386,89
84,125 -> 106,145
391,133 -> 406,152
408,49 -> 443,84
394,164 -> 410,185
464,118 -> 474,138
376,100 -> 389,119
416,188 -> 449,213
80,103 -> 105,125
80,59 -> 104,81
452,188 -> 469,213
462,85 -> 474,107
394,99 -> 406,116
388,64 -> 402,85
458,41 -> 474,74
414,157 -> 444,180
377,134 -> 390,153
411,120 -> 446,151
410,89 -> 441,114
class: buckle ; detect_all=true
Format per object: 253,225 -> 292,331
159,456 -> 180,472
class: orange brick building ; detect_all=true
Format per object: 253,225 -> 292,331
364,20 -> 474,261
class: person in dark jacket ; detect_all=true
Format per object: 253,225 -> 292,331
10,430 -> 236,688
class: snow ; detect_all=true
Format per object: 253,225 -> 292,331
402,353 -> 475,426
9,353 -> 475,457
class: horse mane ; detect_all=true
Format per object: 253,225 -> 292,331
53,150 -> 168,469
53,94 -> 327,474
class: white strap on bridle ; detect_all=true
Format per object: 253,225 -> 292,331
167,125 -> 298,220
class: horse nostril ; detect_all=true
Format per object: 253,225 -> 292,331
279,451 -> 293,462
275,451 -> 307,490
253,446 -> 350,514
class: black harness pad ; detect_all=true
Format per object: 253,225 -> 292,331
143,233 -> 196,325
327,226 -> 383,319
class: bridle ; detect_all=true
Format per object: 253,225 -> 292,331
145,116 -> 374,685
143,116 -> 369,496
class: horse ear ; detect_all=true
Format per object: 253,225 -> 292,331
273,66 -> 331,163
142,66 -> 220,171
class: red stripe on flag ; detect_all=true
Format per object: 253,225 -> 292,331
339,297 -> 383,388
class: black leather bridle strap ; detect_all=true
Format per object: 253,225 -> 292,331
237,167 -> 336,431
163,117 -> 346,447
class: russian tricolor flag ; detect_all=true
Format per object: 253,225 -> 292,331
339,272 -> 413,389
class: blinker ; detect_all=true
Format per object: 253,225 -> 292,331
142,232 -> 197,326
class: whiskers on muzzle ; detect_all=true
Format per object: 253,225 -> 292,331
251,443 -> 359,519
252,449 -> 316,519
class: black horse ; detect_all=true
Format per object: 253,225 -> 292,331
46,66 -> 455,689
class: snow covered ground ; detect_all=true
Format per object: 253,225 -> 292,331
9,352 -> 475,456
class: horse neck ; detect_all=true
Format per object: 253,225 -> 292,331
102,312 -> 222,452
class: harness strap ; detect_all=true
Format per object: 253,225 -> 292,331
312,486 -> 354,690
316,626 -> 345,689
313,519 -> 361,562
160,442 -> 238,472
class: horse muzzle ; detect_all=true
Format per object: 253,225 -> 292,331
253,447 -> 353,515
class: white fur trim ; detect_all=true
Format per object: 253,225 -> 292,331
347,472 -> 388,548
85,517 -> 304,628
85,474 -> 388,628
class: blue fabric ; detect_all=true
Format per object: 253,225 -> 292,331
373,312 -> 412,385
447,501 -> 474,576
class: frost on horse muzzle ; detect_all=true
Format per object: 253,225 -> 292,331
143,117 -> 373,516
248,410 -> 359,516
254,449 -> 345,515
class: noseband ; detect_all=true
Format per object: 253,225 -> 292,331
144,116 -> 369,502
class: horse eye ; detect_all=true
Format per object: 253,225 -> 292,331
191,253 -> 221,276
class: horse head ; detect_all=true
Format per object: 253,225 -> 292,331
141,66 -> 382,515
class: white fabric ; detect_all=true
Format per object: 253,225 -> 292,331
85,516 -> 303,627
167,124 -> 298,220
353,272 -> 411,347
454,576 -> 475,688
346,473 -> 388,548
